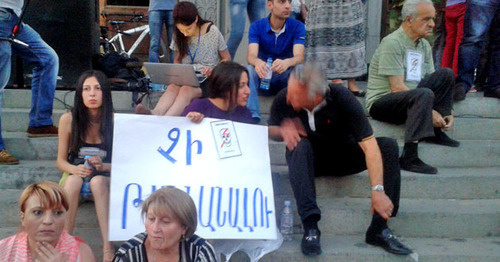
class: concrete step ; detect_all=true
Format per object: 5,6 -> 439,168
1,108 -> 135,133
5,109 -> 497,141
0,160 -> 61,189
2,132 -> 58,160
257,91 -> 500,118
4,130 -> 500,166
261,235 -> 500,262
268,140 -> 500,167
4,87 -> 498,118
369,117 -> 499,141
319,198 -> 499,238
259,114 -> 500,141
272,166 -> 500,200
1,108 -> 67,132
2,162 -> 497,200
3,89 -> 137,111
1,188 -> 498,238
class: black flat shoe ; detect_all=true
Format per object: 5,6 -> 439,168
454,84 -> 466,101
366,228 -> 412,255
400,156 -> 438,174
301,229 -> 322,256
350,90 -> 366,97
421,131 -> 460,147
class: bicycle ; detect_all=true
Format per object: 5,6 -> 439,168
100,12 -> 169,61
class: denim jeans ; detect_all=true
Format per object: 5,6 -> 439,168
0,8 -> 59,150
227,0 -> 266,59
149,10 -> 174,63
246,65 -> 294,121
457,0 -> 500,92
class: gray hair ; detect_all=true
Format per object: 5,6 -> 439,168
401,0 -> 433,21
141,186 -> 198,239
290,63 -> 328,99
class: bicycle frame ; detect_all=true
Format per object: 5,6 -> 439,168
108,24 -> 149,57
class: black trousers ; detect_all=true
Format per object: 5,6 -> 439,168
369,68 -> 455,142
286,137 -> 401,224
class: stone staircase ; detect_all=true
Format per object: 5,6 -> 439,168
0,86 -> 498,261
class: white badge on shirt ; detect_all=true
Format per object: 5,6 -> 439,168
210,120 -> 242,159
406,50 -> 423,81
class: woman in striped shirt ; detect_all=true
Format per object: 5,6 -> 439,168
113,187 -> 217,262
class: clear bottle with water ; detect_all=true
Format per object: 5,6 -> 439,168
280,200 -> 293,241
80,156 -> 93,202
259,58 -> 273,90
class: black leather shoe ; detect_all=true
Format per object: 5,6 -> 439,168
400,156 -> 438,174
484,88 -> 500,99
301,229 -> 322,256
454,84 -> 466,101
350,90 -> 366,97
422,131 -> 460,147
366,228 -> 412,255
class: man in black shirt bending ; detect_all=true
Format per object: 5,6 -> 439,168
268,64 -> 412,256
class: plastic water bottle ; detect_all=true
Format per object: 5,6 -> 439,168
80,156 -> 93,202
280,200 -> 293,241
259,58 -> 273,90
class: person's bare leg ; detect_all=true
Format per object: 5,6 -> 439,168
165,85 -> 202,116
90,176 -> 114,262
150,84 -> 181,115
347,78 -> 361,92
62,175 -> 83,234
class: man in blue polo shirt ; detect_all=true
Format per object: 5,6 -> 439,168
246,0 -> 305,122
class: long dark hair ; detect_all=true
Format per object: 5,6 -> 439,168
173,1 -> 210,59
208,62 -> 248,110
70,70 -> 114,157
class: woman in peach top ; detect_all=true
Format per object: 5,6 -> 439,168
0,180 -> 95,262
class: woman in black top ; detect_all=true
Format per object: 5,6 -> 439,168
56,70 -> 115,261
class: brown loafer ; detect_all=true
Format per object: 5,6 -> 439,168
27,125 -> 58,138
0,150 -> 19,165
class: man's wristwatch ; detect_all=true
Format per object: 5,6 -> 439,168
371,184 -> 384,192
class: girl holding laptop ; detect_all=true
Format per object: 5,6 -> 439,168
136,1 -> 231,116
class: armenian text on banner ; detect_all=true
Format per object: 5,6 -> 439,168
109,114 -> 276,240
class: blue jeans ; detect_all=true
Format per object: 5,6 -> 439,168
149,10 -> 174,63
246,65 -> 294,121
227,0 -> 266,59
0,8 -> 59,150
457,0 -> 500,92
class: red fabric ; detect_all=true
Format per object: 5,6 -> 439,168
441,3 -> 467,75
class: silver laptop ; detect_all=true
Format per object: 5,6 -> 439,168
143,62 -> 207,87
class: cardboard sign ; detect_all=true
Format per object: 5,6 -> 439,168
108,114 -> 276,241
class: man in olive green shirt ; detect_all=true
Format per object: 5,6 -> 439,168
366,0 -> 459,175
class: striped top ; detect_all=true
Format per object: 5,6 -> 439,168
0,231 -> 81,261
113,232 -> 217,262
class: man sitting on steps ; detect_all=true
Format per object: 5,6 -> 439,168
268,63 -> 412,256
246,0 -> 305,123
365,0 -> 459,175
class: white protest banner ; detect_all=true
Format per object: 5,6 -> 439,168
109,114 -> 276,240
